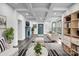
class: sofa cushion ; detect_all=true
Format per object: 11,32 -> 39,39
0,48 -> 1,53
0,37 -> 10,54
0,48 -> 18,56
0,45 -> 2,53
0,41 -> 5,52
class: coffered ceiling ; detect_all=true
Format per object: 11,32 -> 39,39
7,3 -> 74,22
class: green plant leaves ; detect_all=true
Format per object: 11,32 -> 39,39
34,43 -> 42,54
4,27 -> 14,43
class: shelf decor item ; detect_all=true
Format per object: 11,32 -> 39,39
67,23 -> 69,28
77,13 -> 79,36
77,27 -> 79,36
77,29 -> 79,36
34,42 -> 42,56
66,16 -> 71,21
32,24 -> 37,34
3,27 -> 14,44
68,28 -> 70,34
77,13 -> 79,18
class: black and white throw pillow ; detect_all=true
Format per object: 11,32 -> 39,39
0,44 -> 2,53
0,41 -> 4,53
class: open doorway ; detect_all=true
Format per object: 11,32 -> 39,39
25,21 -> 31,38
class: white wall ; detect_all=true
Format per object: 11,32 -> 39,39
0,3 -> 18,46
21,18 -> 25,40
0,3 -> 25,46
30,21 -> 52,34
17,14 -> 25,40
18,20 -> 22,40
44,21 -> 52,34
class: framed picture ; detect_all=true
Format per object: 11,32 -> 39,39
0,15 -> 6,29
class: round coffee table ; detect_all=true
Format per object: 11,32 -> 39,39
26,46 -> 48,56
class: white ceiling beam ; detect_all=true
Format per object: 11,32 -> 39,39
45,4 -> 54,20
27,3 -> 38,20
45,4 -> 66,20
16,9 -> 29,11
25,16 -> 36,18
45,16 -> 61,22
33,8 -> 48,12
53,7 -> 68,11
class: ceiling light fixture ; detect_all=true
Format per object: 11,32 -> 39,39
54,13 -> 57,15
40,18 -> 42,19
26,13 -> 29,15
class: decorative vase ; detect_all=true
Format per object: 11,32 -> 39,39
77,30 -> 79,36
35,52 -> 41,56
68,28 -> 70,34
8,43 -> 13,48
67,23 -> 69,28
77,19 -> 79,36
66,16 -> 71,21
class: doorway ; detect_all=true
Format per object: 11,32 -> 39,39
38,24 -> 44,34
25,21 -> 31,38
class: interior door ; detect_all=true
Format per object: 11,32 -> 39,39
25,26 -> 31,38
38,24 -> 44,34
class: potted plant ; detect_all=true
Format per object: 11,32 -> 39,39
3,27 -> 14,44
34,42 -> 42,56
32,27 -> 34,34
32,24 -> 37,34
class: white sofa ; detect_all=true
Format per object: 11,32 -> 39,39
46,33 -> 59,41
0,37 -> 18,56
0,48 -> 18,56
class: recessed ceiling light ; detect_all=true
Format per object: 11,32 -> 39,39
54,13 -> 57,15
40,18 -> 42,19
26,13 -> 29,15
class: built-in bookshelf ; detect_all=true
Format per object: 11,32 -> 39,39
64,12 -> 79,38
63,11 -> 79,56
64,15 -> 71,36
